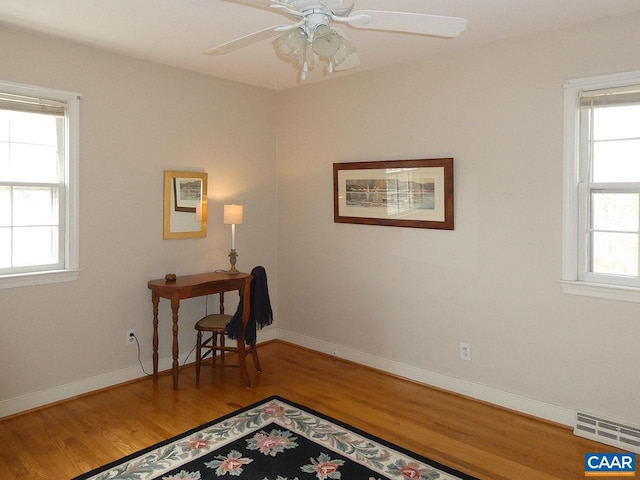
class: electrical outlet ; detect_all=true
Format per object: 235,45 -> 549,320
459,342 -> 471,361
126,329 -> 136,346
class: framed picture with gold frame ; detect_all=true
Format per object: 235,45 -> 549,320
163,170 -> 207,239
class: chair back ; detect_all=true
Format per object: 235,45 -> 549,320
238,273 -> 253,334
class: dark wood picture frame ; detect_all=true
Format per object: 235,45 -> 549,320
173,177 -> 203,213
333,158 -> 454,230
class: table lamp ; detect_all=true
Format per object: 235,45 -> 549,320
223,204 -> 243,274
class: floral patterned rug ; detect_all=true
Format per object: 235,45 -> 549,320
73,396 -> 478,480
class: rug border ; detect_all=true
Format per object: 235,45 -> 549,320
73,394 -> 478,480
72,396 -> 275,480
272,396 -> 479,480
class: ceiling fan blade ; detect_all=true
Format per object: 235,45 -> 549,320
221,0 -> 273,11
347,10 -> 466,38
222,0 -> 301,14
204,26 -> 285,55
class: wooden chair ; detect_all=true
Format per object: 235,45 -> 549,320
194,273 -> 260,387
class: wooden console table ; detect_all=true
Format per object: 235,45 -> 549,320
147,271 -> 250,389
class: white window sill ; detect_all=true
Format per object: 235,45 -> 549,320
561,280 -> 640,303
0,269 -> 80,290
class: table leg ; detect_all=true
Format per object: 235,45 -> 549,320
171,298 -> 180,389
152,291 -> 159,379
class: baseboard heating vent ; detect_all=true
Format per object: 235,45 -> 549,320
575,412 -> 640,454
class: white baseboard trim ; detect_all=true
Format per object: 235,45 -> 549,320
2,328 -> 570,426
0,356 -> 170,418
278,329 -> 576,427
0,329 -> 278,419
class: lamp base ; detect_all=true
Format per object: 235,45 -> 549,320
225,249 -> 240,275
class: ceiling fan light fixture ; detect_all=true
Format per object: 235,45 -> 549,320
329,31 -> 355,67
274,29 -> 307,60
274,22 -> 357,79
311,24 -> 340,58
274,29 -> 322,74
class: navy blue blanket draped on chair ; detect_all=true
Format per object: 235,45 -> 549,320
226,266 -> 273,344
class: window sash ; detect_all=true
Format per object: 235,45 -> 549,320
0,183 -> 64,274
579,184 -> 640,286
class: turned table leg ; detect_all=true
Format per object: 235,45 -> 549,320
152,291 -> 159,379
171,297 -> 180,389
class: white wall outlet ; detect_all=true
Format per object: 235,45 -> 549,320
459,342 -> 471,361
126,329 -> 136,346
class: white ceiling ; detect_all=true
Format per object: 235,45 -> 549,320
1,0 -> 639,91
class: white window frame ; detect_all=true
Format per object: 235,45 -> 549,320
0,80 -> 80,289
562,70 -> 640,302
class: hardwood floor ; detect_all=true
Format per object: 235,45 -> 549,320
0,341 -> 616,479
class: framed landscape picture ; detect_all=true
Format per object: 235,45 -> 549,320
173,176 -> 203,213
333,158 -> 454,230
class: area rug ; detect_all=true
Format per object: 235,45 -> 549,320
73,395 -> 478,480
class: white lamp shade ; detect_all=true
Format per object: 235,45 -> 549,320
223,204 -> 243,225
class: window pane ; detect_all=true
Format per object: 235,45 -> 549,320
592,192 -> 639,232
10,143 -> 59,183
593,139 -> 640,182
12,226 -> 58,267
0,109 -> 60,183
0,142 -> 8,178
13,186 -> 59,226
592,231 -> 638,276
0,110 -> 9,142
8,110 -> 58,145
0,227 -> 10,267
0,186 -> 10,226
593,105 -> 640,140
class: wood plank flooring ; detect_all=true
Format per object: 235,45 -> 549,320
0,341 -> 616,479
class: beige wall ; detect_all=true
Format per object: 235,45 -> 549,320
0,26 -> 277,414
276,12 -> 640,426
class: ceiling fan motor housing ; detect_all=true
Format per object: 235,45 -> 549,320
283,0 -> 354,17
302,11 -> 332,41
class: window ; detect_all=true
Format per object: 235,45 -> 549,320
563,70 -> 640,301
0,80 -> 80,289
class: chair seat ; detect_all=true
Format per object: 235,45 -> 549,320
195,313 -> 232,331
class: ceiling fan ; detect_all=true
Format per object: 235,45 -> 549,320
206,0 -> 467,80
